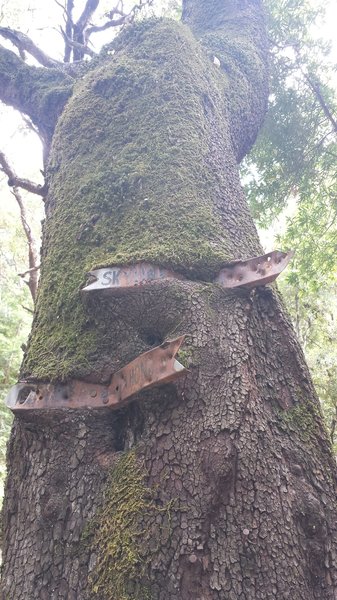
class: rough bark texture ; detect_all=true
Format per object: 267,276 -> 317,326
1,1 -> 337,599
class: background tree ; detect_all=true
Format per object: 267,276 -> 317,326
0,1 -> 336,600
243,0 -> 337,449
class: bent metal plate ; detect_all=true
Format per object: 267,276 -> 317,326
215,250 -> 294,289
82,262 -> 184,292
6,336 -> 187,413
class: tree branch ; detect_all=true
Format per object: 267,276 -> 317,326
64,0 -> 75,63
18,265 -> 41,278
0,26 -> 60,68
86,0 -> 154,41
75,0 -> 100,33
182,0 -> 269,162
73,0 -> 100,60
10,187 -> 40,302
0,151 -> 46,197
85,15 -> 129,37
305,74 -> 337,136
0,44 -> 73,139
60,26 -> 96,58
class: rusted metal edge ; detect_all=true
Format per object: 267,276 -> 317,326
82,251 -> 293,295
215,250 -> 294,289
82,262 -> 184,292
6,336 -> 187,414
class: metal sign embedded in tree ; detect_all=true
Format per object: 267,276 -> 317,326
7,251 -> 293,414
82,263 -> 185,293
6,336 -> 187,413
214,250 -> 294,289
82,250 -> 294,294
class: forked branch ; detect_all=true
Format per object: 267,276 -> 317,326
86,0 -> 154,40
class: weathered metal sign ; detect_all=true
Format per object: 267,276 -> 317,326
82,262 -> 184,292
6,336 -> 187,413
82,252 -> 293,294
215,250 -> 294,289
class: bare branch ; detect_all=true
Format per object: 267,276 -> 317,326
64,0 -> 74,63
85,15 -> 128,37
21,305 -> 34,315
10,187 -> 39,302
18,265 -> 41,278
86,0 -> 154,41
60,26 -> 96,58
75,0 -> 100,33
0,26 -> 60,68
54,0 -> 67,14
305,74 -> 337,136
0,150 -> 46,197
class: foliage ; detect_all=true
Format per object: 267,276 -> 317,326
244,0 -> 337,285
242,0 -> 337,452
279,278 -> 337,451
0,204 -> 35,499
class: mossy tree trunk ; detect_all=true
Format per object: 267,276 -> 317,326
1,1 -> 337,599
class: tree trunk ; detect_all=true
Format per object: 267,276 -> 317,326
1,2 -> 337,599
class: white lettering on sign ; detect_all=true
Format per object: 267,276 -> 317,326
82,262 -> 184,292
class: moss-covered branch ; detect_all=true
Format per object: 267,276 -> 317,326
0,44 -> 74,138
0,27 -> 60,68
182,0 -> 269,161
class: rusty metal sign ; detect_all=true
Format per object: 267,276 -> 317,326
82,262 -> 184,293
215,250 -> 294,289
6,336 -> 187,414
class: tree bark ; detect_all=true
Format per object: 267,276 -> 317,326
1,2 -> 337,599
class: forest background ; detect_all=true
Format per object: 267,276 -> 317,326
0,0 -> 337,502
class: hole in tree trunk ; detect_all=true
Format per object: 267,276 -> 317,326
140,330 -> 163,347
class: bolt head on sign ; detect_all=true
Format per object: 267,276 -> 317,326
6,337 -> 187,413
215,250 -> 294,289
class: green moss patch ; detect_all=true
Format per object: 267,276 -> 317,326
277,402 -> 321,443
23,20 -> 229,380
23,18 -> 260,380
88,451 -> 165,600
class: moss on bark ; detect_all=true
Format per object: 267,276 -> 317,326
0,45 -> 73,136
88,450 -> 167,600
23,18 -> 262,381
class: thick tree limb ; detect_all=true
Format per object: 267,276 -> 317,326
75,0 -> 100,33
0,151 -> 46,197
182,0 -> 269,162
0,44 -> 74,139
0,26 -> 60,68
10,187 -> 39,302
72,0 -> 100,60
